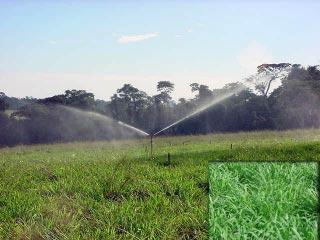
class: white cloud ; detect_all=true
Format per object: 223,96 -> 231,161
118,33 -> 158,43
49,40 -> 57,45
237,41 -> 273,74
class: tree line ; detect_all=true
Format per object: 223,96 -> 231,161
0,63 -> 319,146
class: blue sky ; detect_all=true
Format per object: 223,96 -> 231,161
1,1 -> 319,100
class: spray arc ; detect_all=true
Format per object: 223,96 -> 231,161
117,121 -> 149,136
147,86 -> 246,158
59,105 -> 149,138
154,85 -> 245,136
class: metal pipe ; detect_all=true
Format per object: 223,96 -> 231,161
150,134 -> 153,159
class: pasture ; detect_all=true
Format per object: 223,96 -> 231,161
209,162 -> 318,239
1,129 -> 320,239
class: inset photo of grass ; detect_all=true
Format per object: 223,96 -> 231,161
209,162 -> 319,239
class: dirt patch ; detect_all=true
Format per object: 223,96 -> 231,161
132,189 -> 150,200
104,191 -> 123,202
197,182 -> 209,193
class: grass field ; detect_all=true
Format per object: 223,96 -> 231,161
209,162 -> 318,239
1,129 -> 320,239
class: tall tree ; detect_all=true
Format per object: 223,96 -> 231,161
153,81 -> 175,129
269,65 -> 320,129
64,90 -> 95,110
0,92 -> 8,112
190,83 -> 213,102
38,94 -> 66,105
156,81 -> 175,104
111,84 -> 150,127
246,63 -> 296,97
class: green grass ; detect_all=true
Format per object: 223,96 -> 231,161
0,129 -> 320,239
209,162 -> 318,239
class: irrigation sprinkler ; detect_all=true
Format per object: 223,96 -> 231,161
147,85 -> 250,159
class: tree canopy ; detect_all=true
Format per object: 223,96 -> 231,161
1,64 -> 320,146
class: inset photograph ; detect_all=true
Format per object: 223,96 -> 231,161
209,162 -> 318,239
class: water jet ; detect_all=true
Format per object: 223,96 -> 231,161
154,85 -> 245,136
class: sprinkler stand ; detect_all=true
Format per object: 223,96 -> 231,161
150,134 -> 153,159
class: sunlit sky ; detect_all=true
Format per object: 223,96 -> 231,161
1,1 -> 319,100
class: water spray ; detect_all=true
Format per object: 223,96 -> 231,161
60,66 -> 291,159
59,106 -> 149,138
117,121 -> 149,136
153,86 -> 245,136
145,86 -> 245,159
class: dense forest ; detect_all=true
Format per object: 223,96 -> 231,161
1,63 -> 320,146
